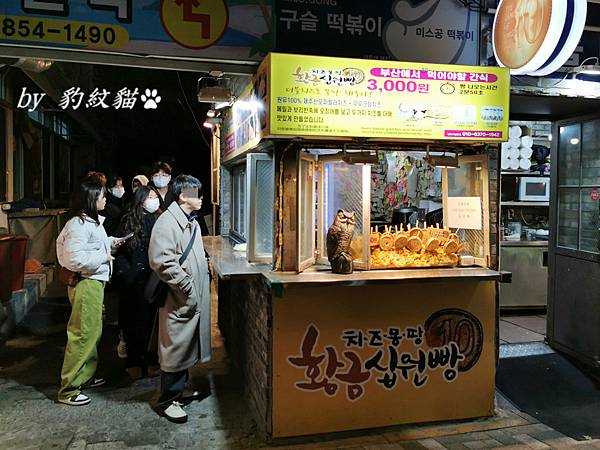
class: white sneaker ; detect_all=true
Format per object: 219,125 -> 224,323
58,393 -> 90,406
162,401 -> 187,423
117,340 -> 127,359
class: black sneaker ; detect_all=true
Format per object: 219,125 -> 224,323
81,377 -> 106,389
58,393 -> 91,406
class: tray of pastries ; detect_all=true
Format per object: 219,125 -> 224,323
369,223 -> 463,269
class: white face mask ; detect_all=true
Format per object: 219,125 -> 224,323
153,175 -> 171,188
112,187 -> 125,198
144,197 -> 160,214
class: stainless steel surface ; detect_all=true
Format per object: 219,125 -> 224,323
262,266 -> 502,288
501,201 -> 550,207
500,246 -> 548,308
203,236 -> 263,279
501,241 -> 549,247
205,236 -> 502,287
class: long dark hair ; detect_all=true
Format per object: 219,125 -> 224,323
120,186 -> 157,250
69,180 -> 105,225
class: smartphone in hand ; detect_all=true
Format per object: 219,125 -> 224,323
116,232 -> 134,245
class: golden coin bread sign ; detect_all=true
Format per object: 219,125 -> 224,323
493,0 -> 587,75
161,0 -> 229,49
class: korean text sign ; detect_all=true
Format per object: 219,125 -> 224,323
264,53 -> 510,142
0,0 -> 270,61
272,282 -> 496,437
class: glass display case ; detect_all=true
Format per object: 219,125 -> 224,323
290,148 -> 491,273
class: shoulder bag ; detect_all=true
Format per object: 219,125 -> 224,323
144,225 -> 197,307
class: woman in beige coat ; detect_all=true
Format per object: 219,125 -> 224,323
148,175 -> 210,424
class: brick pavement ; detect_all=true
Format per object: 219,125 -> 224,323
0,286 -> 599,449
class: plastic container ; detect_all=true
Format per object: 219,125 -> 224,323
0,235 -> 28,303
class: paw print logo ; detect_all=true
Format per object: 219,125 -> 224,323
141,89 -> 161,110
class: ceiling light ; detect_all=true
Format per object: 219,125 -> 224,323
206,109 -> 216,118
203,117 -> 221,128
214,100 -> 233,110
570,138 -> 580,145
14,58 -> 53,73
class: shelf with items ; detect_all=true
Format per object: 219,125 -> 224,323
501,240 -> 548,247
501,201 -> 549,207
501,171 -> 550,177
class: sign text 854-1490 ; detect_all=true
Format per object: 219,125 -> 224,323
0,15 -> 128,48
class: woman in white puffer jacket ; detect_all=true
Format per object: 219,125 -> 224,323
56,179 -> 122,406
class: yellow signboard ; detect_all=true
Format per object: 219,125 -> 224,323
265,53 -> 510,142
272,281 -> 496,437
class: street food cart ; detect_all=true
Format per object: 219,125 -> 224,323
205,53 -> 510,438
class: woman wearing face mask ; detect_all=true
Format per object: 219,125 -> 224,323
103,176 -> 126,237
149,161 -> 175,210
56,179 -> 122,406
114,186 -> 162,379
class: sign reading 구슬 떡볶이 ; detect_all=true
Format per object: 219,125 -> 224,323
262,53 -> 510,142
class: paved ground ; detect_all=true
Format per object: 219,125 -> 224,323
2,285 -> 600,450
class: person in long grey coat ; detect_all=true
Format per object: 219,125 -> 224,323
148,174 -> 210,424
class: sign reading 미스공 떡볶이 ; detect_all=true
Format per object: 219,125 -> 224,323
261,53 -> 510,142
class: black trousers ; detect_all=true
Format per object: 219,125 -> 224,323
157,369 -> 188,409
118,281 -> 157,369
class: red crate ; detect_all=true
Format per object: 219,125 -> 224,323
0,235 -> 28,303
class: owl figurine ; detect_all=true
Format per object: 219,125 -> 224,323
327,210 -> 356,274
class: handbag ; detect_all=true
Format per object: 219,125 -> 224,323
58,266 -> 80,287
144,226 -> 197,307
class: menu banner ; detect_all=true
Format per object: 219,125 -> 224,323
264,53 -> 510,142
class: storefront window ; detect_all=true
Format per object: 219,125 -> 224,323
231,164 -> 247,241
558,124 -> 581,187
557,121 -> 600,254
557,188 -> 579,250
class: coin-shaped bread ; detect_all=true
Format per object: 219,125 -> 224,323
379,233 -> 395,251
444,239 -> 459,254
406,236 -> 423,252
408,228 -> 423,239
394,233 -> 408,250
448,233 -> 460,243
425,237 -> 440,252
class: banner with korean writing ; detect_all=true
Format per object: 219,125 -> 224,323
272,281 -> 496,437
275,0 -> 480,65
265,53 -> 510,142
0,0 -> 272,62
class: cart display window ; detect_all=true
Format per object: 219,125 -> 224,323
231,164 -> 247,241
247,153 -> 274,262
318,157 -> 370,270
298,155 -> 316,271
443,155 -> 490,267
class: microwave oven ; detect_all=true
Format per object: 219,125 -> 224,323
518,177 -> 550,202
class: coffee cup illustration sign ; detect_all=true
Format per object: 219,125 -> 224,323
161,0 -> 229,49
492,0 -> 587,76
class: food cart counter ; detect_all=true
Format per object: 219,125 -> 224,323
210,53 -> 510,438
206,236 -> 500,438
